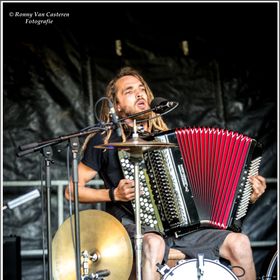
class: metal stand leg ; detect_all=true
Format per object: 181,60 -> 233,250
70,137 -> 82,280
133,160 -> 143,280
42,146 -> 54,280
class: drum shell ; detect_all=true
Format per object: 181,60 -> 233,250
162,258 -> 238,280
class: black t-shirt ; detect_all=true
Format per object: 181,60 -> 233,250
82,132 -> 123,189
81,130 -> 134,221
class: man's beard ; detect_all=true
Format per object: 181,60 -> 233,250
125,110 -> 152,121
134,110 -> 152,121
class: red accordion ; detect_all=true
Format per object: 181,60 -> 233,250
144,127 -> 262,236
119,127 -> 262,237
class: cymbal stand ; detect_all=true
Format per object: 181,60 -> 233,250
132,155 -> 143,280
129,122 -> 144,280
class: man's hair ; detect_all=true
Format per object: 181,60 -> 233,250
101,67 -> 168,142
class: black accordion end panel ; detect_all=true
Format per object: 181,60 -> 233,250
119,127 -> 262,237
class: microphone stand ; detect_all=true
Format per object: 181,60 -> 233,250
41,146 -> 54,280
17,124 -> 110,280
70,137 -> 82,280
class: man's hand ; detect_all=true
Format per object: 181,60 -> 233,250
249,175 -> 267,203
114,179 -> 135,201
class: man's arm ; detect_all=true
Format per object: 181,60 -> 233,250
65,162 -> 111,203
65,162 -> 136,203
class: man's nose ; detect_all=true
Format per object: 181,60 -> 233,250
136,90 -> 143,99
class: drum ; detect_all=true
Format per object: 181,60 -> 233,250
266,250 -> 277,279
162,259 -> 238,280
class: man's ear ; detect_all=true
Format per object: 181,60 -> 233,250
117,104 -> 121,112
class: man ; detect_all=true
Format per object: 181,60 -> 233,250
65,67 -> 266,280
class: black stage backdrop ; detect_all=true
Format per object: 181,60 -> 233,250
2,2 -> 278,280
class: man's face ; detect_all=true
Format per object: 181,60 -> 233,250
115,75 -> 150,119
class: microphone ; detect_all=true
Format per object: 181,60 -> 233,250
3,189 -> 40,210
108,99 -> 122,137
150,97 -> 179,114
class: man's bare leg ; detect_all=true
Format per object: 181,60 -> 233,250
142,233 -> 165,280
220,232 -> 256,280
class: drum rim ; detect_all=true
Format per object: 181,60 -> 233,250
266,251 -> 278,277
162,258 -> 238,280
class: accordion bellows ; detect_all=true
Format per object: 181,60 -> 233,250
119,127 -> 262,237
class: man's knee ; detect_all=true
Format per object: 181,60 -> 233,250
222,233 -> 253,260
143,233 -> 165,248
231,233 -> 251,252
143,233 -> 165,254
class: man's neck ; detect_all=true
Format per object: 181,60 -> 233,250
124,118 -> 149,132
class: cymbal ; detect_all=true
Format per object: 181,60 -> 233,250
52,209 -> 133,280
95,137 -> 177,153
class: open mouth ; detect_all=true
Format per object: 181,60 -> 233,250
136,99 -> 147,109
